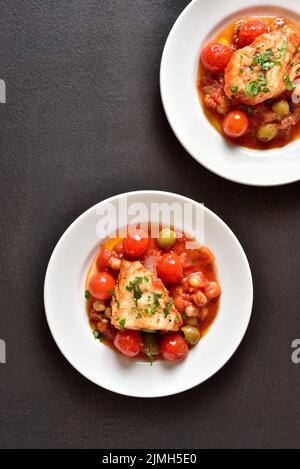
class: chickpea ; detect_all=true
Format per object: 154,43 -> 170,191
188,273 -> 204,288
185,304 -> 199,317
198,306 -> 210,322
193,290 -> 208,307
272,100 -> 290,121
185,316 -> 198,326
93,300 -> 105,312
257,124 -> 278,142
109,257 -> 121,270
205,281 -> 221,300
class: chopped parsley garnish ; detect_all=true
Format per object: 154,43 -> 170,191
126,277 -> 148,305
245,73 -> 270,97
85,290 -> 90,299
239,68 -> 244,74
278,40 -> 287,58
150,293 -> 163,315
119,318 -> 126,329
231,85 -> 239,93
175,316 -> 180,323
284,74 -> 295,90
135,312 -> 142,320
251,47 -> 282,72
163,297 -> 174,318
181,312 -> 187,320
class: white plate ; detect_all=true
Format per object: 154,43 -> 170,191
44,191 -> 253,398
160,0 -> 300,186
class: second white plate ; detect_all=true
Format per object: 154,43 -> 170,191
160,0 -> 300,186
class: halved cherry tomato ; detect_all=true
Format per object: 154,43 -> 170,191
201,42 -> 233,73
123,229 -> 149,259
96,247 -> 112,271
223,110 -> 249,138
114,330 -> 142,357
156,252 -> 183,284
160,333 -> 189,362
238,21 -> 268,48
88,272 -> 115,300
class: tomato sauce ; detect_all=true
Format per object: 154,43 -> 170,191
197,16 -> 300,150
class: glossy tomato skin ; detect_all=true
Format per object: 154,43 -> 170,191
201,43 -> 233,73
160,333 -> 189,362
238,21 -> 268,48
223,111 -> 249,138
157,253 -> 184,284
88,272 -> 115,300
114,330 -> 142,357
96,247 -> 112,271
123,229 -> 149,259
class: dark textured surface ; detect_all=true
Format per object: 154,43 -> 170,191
0,0 -> 300,449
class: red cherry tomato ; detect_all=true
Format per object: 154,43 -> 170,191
160,333 -> 189,362
96,247 -> 112,270
238,21 -> 268,48
223,110 -> 249,138
156,253 -> 183,284
114,330 -> 142,357
123,229 -> 149,259
88,272 -> 115,300
201,42 -> 233,73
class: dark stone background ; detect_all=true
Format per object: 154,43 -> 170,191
0,0 -> 299,449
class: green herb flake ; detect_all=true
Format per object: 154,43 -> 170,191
93,330 -> 104,342
126,277 -> 148,305
150,293 -> 163,315
85,290 -> 90,299
278,40 -> 287,57
119,318 -> 126,329
135,312 -> 142,320
284,74 -> 296,90
108,289 -> 119,305
245,72 -> 269,97
231,85 -> 239,93
163,297 -> 174,318
181,312 -> 187,320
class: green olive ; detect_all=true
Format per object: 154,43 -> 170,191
272,100 -> 290,121
257,124 -> 278,142
142,333 -> 160,356
181,326 -> 201,346
157,228 -> 176,249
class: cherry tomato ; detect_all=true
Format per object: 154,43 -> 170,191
238,21 -> 268,48
123,229 -> 149,259
88,272 -> 115,300
201,42 -> 233,73
114,330 -> 142,357
223,110 -> 249,138
157,253 -> 184,284
160,333 -> 189,362
96,247 -> 112,270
